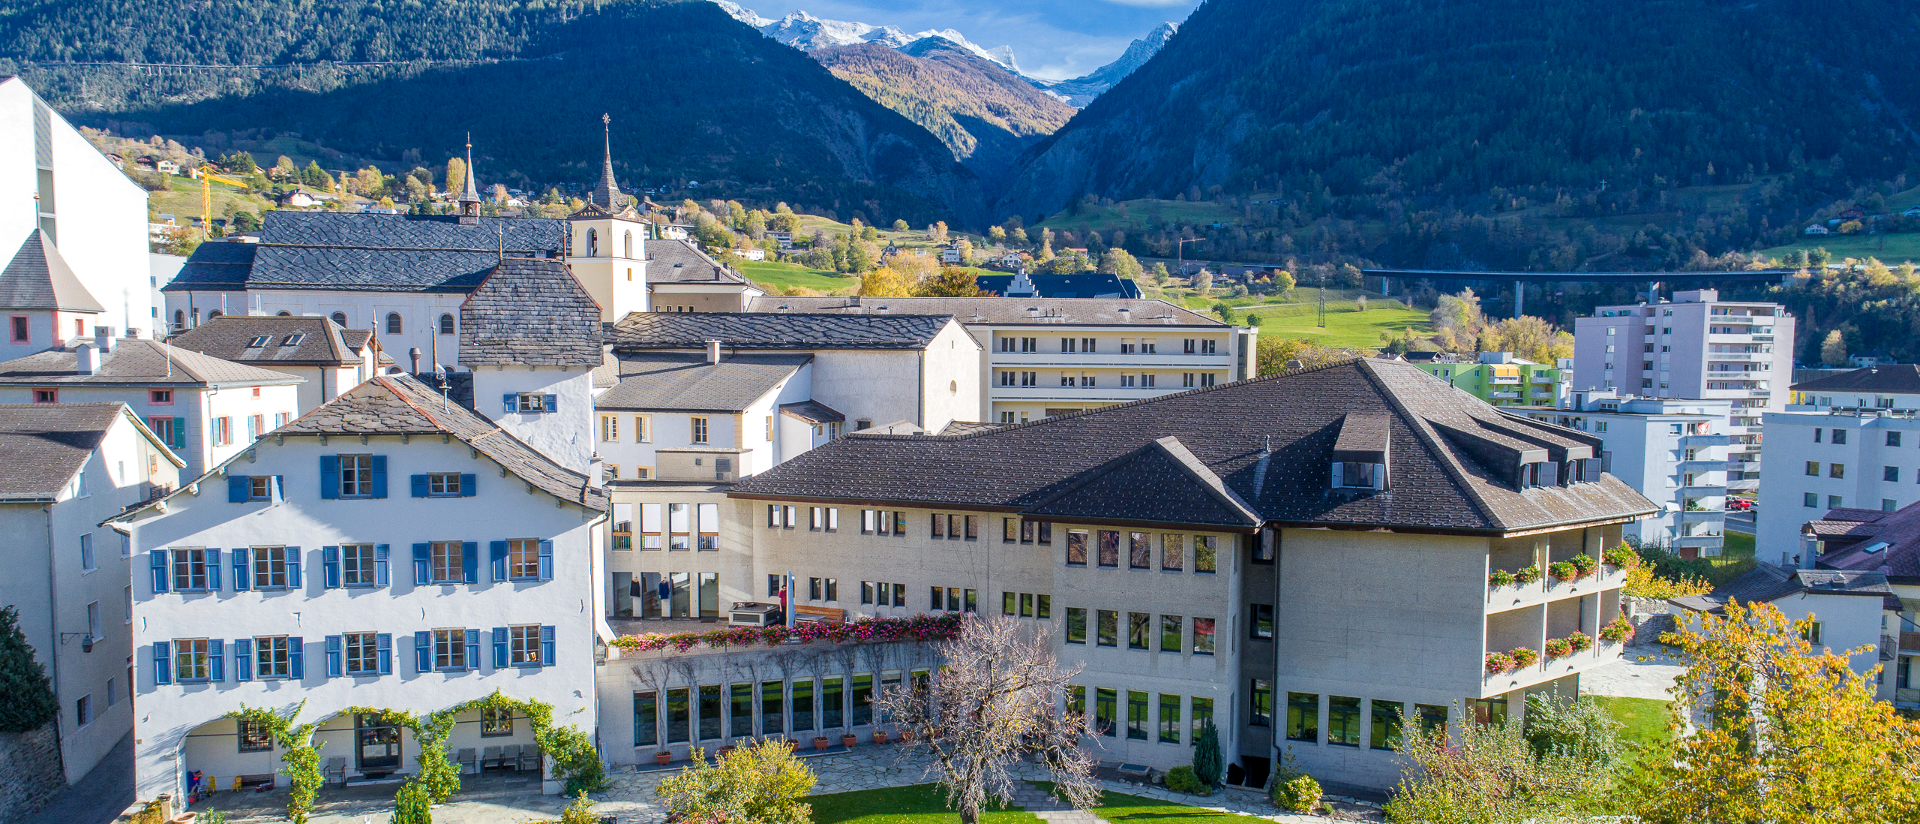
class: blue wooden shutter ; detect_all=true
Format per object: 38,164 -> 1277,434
543,394 -> 558,414
150,550 -> 169,593
228,475 -> 249,502
234,639 -> 252,682
208,639 -> 224,682
410,474 -> 429,498
288,637 -> 304,680
461,542 -> 478,584
464,629 -> 480,671
325,636 -> 343,678
460,474 -> 476,497
374,544 -> 390,587
489,541 -> 509,582
492,627 -> 508,669
540,626 -> 555,667
152,642 -> 171,685
206,548 -> 222,591
370,456 -> 387,498
231,548 -> 250,592
503,394 -> 517,414
376,633 -> 393,675
322,547 -> 340,589
412,544 -> 431,585
414,631 -> 432,673
538,540 -> 554,581
171,418 -> 186,450
285,547 -> 302,588
320,455 -> 340,500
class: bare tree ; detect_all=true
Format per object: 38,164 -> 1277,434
877,616 -> 1099,824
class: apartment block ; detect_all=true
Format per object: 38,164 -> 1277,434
1573,289 -> 1796,493
1791,503 -> 1920,709
1522,389 -> 1731,556
1414,352 -> 1566,408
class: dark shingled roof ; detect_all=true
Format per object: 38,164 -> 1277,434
0,403 -> 168,501
0,230 -> 105,312
595,353 -> 811,412
458,258 -> 603,367
1672,565 -> 1900,613
1790,364 -> 1920,394
646,239 -> 752,285
1025,437 -> 1260,530
166,212 -> 568,293
0,339 -> 304,387
610,313 -> 957,351
745,296 -> 1223,326
730,358 -> 1656,535
975,272 -> 1142,299
1813,501 -> 1920,581
164,315 -> 362,366
780,399 -> 844,424
277,374 -> 605,510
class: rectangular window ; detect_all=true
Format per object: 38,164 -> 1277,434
1888,467 -> 1901,483
1000,591 -> 1015,615
31,388 -> 56,404
1066,530 -> 1088,565
80,534 -> 94,572
1830,494 -> 1844,509
1158,694 -> 1181,743
1892,432 -> 1904,447
1160,615 -> 1182,651
482,707 -> 514,738
1192,618 -> 1215,655
507,539 -> 541,579
174,638 -> 210,682
691,417 -> 709,444
1805,492 -> 1819,508
339,455 -> 373,497
1097,531 -> 1120,567
1126,691 -> 1149,740
1036,594 -> 1050,619
1020,593 -> 1034,618
1286,692 -> 1319,742
1095,688 -> 1116,737
1806,461 -> 1819,476
1068,686 -> 1086,718
1194,536 -> 1217,572
1250,679 -> 1273,727
248,476 -> 274,501
1832,463 -> 1846,479
430,541 -> 463,584
635,415 -> 652,443
345,632 -> 379,674
693,685 -> 721,741
791,679 -> 815,732
239,717 -> 274,752
1191,697 -> 1213,744
433,628 -> 468,670
640,503 -> 663,550
823,677 -> 844,728
172,548 -> 209,591
666,688 -> 690,744
252,546 -> 289,589
509,625 -> 541,666
1129,532 -> 1150,568
1370,700 -> 1403,750
761,681 -> 785,735
516,393 -> 548,413
1096,610 -> 1118,647
1128,612 -> 1150,650
600,414 -> 619,442
1835,429 -> 1848,445
1065,608 -> 1087,644
1250,604 -> 1274,639
255,636 -> 291,679
1161,534 -> 1183,571
670,503 -> 692,550
427,473 -> 462,496
1328,696 -> 1362,746
931,513 -> 944,538
8,316 -> 25,343
824,578 -> 837,601
851,674 -> 873,726
1003,518 -> 1018,542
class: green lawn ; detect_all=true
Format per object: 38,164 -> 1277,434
1706,531 -> 1757,586
735,260 -> 861,295
1086,789 -> 1277,824
1758,232 -> 1920,264
1251,302 -> 1430,349
1587,695 -> 1673,772
1037,198 -> 1242,233
810,784 -> 1035,824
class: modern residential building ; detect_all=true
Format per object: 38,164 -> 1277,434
0,77 -> 155,337
1753,405 -> 1920,559
1668,563 -> 1901,703
0,403 -> 183,783
1521,389 -> 1731,556
1415,352 -> 1566,408
0,331 -> 303,476
116,373 -> 608,802
606,312 -> 981,435
599,358 -> 1655,788
164,315 -> 378,411
1787,364 -> 1920,413
593,351 -> 830,483
745,296 -> 1255,423
1572,289 -> 1796,494
1791,502 -> 1920,708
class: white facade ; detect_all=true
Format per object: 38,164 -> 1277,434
1573,289 -> 1795,493
1754,411 -> 1920,563
0,78 -> 155,337
121,425 -> 604,800
595,362 -> 815,482
0,405 -> 183,784
476,367 -> 599,475
980,325 -> 1254,423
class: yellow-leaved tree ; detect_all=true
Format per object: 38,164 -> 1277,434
656,739 -> 816,824
1636,600 -> 1920,824
859,266 -> 914,297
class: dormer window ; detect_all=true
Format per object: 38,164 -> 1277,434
1336,462 -> 1381,489
1521,462 -> 1549,488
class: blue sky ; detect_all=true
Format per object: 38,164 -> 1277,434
725,0 -> 1204,81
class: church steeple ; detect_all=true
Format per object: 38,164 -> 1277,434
458,133 -> 482,225
589,113 -> 625,212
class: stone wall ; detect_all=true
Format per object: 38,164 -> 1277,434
0,722 -> 66,824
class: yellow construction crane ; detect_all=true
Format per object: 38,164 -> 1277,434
189,167 -> 250,238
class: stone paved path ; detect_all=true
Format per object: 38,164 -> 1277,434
1582,646 -> 1685,701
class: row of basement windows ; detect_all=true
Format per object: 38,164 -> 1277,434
1268,691 -> 1450,750
1071,687 -> 1216,745
759,506 -> 1228,575
151,541 -> 552,593
1065,609 -> 1218,655
612,503 -> 722,550
233,708 -> 521,754
152,626 -> 555,684
635,673 -> 912,747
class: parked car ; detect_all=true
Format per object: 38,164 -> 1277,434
1725,498 -> 1753,511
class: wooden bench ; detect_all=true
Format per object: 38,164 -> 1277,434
793,605 -> 846,624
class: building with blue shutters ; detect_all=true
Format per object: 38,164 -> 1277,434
116,373 -> 607,800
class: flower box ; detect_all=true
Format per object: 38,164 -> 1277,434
1599,616 -> 1635,645
1507,647 -> 1539,669
1485,652 -> 1515,675
1544,638 -> 1573,660
1514,565 -> 1542,585
1567,632 -> 1593,653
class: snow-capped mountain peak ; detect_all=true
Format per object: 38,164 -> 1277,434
711,1 -> 1022,75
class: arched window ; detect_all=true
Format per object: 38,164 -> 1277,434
173,310 -> 185,330
276,310 -> 292,317
386,313 -> 403,334
208,310 -> 223,320
587,228 -> 599,257
439,313 -> 455,334
624,231 -> 633,258
330,312 -> 348,327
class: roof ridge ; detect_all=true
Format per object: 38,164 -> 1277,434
373,375 -> 455,433
1357,358 -> 1507,530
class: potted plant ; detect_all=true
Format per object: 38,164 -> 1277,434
1603,544 -> 1640,571
1484,651 -> 1514,675
1488,569 -> 1517,588
716,744 -> 736,759
655,750 -> 672,766
1567,631 -> 1593,653
814,735 -> 831,751
1544,637 -> 1573,660
1508,647 -> 1538,669
1569,554 -> 1599,578
1547,560 -> 1579,582
872,729 -> 889,744
1600,616 -> 1635,645
841,732 -> 858,748
1514,565 -> 1542,585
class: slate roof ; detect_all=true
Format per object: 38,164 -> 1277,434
458,258 -> 603,367
166,212 -> 569,294
1814,501 -> 1920,581
164,315 -> 363,366
610,313 -> 956,351
1791,364 -> 1920,394
1671,565 -> 1900,613
1025,437 -> 1261,530
0,403 -> 175,501
595,353 -> 810,412
646,239 -> 753,285
975,272 -> 1142,299
0,339 -> 305,387
730,358 -> 1656,535
780,400 -> 844,424
277,374 -> 605,510
0,230 -> 105,312
745,296 -> 1223,326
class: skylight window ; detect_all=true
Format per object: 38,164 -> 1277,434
281,334 -> 304,346
247,335 -> 271,348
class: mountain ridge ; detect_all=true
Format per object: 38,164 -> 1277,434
714,1 -> 1023,75
1031,22 -> 1178,108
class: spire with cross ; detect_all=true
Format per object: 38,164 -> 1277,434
589,113 -> 624,212
458,132 -> 482,224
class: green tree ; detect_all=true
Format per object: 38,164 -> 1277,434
231,210 -> 262,232
1192,722 -> 1223,786
272,155 -> 297,180
1151,262 -> 1170,285
391,777 -> 431,824
1821,330 -> 1849,367
219,151 -> 258,174
1100,248 -> 1145,281
656,740 -> 816,824
987,225 -> 1005,245
892,218 -> 910,232
0,606 -> 56,732
860,266 -> 914,297
1273,270 -> 1296,293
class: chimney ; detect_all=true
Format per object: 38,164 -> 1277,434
409,347 -> 422,374
1118,307 -> 1131,323
76,343 -> 99,376
94,326 -> 115,355
706,340 -> 722,364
